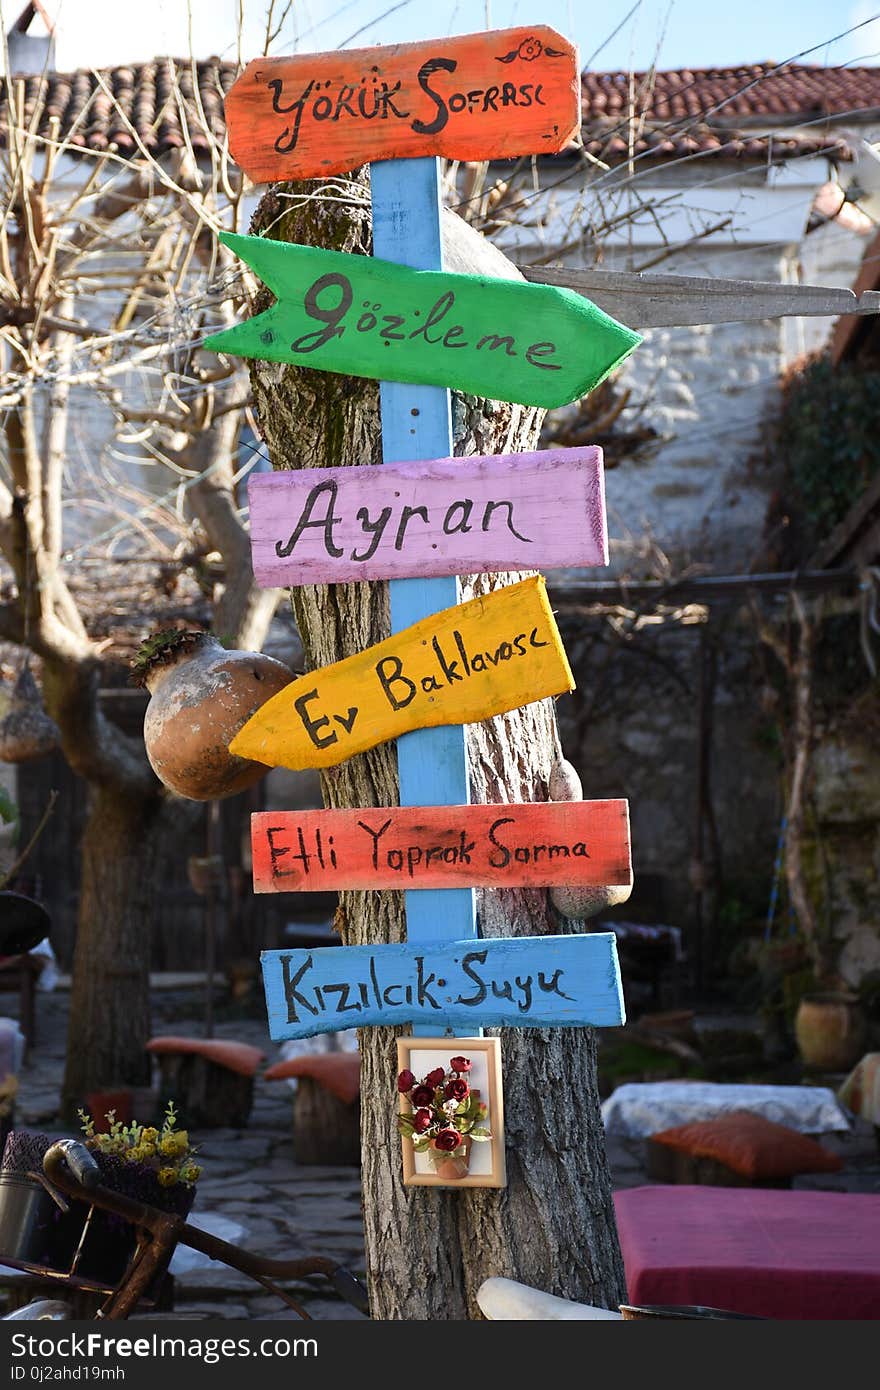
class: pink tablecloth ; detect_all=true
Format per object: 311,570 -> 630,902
613,1186 -> 880,1319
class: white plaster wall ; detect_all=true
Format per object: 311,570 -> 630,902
495,154 -> 874,571
606,293 -> 785,573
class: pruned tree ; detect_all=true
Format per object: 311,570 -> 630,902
237,173 -> 625,1319
0,67 -> 278,1115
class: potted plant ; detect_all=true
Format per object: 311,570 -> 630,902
0,1103 -> 202,1285
396,1055 -> 491,1181
67,1103 -> 200,1284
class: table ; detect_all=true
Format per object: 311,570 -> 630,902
613,1186 -> 880,1319
602,1081 -> 852,1138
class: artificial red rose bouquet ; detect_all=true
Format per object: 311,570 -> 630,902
397,1055 -> 491,1169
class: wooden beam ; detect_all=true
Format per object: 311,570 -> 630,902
519,265 -> 880,328
549,568 -> 858,607
810,473 -> 880,570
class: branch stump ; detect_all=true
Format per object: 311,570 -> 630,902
264,1052 -> 361,1166
146,1038 -> 264,1129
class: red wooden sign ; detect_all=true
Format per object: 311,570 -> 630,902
225,27 -> 580,181
250,800 -> 631,894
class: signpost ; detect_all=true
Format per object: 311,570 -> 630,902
216,25 -> 639,1191
205,234 -> 640,409
229,574 -> 573,770
247,446 -> 608,586
250,799 -> 631,893
262,933 -> 626,1041
224,27 -> 580,181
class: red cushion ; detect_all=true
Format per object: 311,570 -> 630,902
264,1052 -> 360,1105
147,1036 -> 264,1077
650,1109 -> 843,1180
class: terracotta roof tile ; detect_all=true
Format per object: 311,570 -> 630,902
0,57 -> 874,167
0,57 -> 233,159
582,61 -> 880,121
578,61 -> 880,162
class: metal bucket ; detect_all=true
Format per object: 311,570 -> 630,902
0,1173 -> 70,1270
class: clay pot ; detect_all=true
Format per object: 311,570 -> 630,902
136,632 -> 293,801
0,666 -> 59,764
429,1133 -> 472,1181
187,854 -> 226,896
794,992 -> 867,1073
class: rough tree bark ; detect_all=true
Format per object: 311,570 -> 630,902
247,176 -> 625,1319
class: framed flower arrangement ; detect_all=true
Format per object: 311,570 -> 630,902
396,1037 -> 506,1188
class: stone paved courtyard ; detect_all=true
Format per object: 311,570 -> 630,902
0,981 -> 877,1320
2,982 -> 368,1320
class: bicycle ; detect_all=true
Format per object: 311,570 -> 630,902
1,1139 -> 370,1321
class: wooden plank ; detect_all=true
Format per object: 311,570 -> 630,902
550,569 -> 858,606
205,234 -> 641,410
250,800 -> 631,894
810,469 -> 880,570
247,446 -> 607,587
520,265 -> 873,329
224,27 -> 579,182
372,154 -> 477,1038
260,930 -> 627,1040
229,574 -> 573,771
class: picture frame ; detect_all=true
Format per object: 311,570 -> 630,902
396,1037 -> 506,1189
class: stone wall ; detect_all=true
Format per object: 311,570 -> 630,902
604,257 -> 786,574
808,690 -> 880,987
554,606 -> 780,967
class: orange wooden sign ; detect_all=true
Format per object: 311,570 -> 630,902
225,27 -> 580,182
250,800 -> 631,894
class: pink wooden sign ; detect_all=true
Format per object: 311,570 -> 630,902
247,447 -> 607,587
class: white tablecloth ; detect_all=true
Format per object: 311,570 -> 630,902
601,1081 -> 852,1138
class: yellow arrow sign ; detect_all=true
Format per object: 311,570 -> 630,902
229,575 -> 573,771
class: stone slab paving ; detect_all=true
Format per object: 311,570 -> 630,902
2,985 -> 367,1321
1,984 -> 877,1320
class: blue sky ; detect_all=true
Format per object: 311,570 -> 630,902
31,1 -> 880,73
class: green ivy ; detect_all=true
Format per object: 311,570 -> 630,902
773,355 -> 880,553
0,786 -> 16,827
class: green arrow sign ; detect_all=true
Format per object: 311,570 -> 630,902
206,233 -> 641,409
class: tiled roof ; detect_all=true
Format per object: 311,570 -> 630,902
0,57 -> 874,166
578,63 -> 880,163
0,57 -> 233,157
580,63 -> 880,122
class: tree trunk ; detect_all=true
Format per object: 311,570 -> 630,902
60,786 -> 196,1118
248,178 -> 626,1319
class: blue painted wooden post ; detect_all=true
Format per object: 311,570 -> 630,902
370,156 -> 478,1039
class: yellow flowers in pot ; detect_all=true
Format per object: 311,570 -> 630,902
78,1101 -> 202,1189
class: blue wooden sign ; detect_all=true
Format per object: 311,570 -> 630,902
260,933 -> 625,1041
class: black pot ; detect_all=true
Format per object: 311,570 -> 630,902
0,892 -> 50,955
0,1173 -> 67,1270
